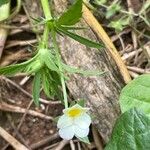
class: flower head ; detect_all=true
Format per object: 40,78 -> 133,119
57,104 -> 91,140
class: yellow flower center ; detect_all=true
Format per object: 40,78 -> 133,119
67,108 -> 82,117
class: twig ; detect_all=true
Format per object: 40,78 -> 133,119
82,4 -> 131,84
30,133 -> 59,149
127,66 -> 150,74
1,76 -> 61,105
92,126 -> 103,150
0,126 -> 29,150
0,102 -> 54,120
7,114 -> 32,150
70,140 -> 76,150
55,140 -> 69,150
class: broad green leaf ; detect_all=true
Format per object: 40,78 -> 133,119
57,27 -> 104,49
56,0 -> 82,26
33,71 -> 41,106
62,63 -> 105,76
120,74 -> 150,116
0,0 -> 9,6
105,108 -> 150,150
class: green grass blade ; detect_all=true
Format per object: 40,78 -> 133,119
57,27 -> 104,49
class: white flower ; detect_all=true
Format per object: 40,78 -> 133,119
57,104 -> 91,140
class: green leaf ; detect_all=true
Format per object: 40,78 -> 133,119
0,0 -> 9,6
120,74 -> 150,116
41,68 -> 62,100
39,49 -> 59,72
56,0 -> 82,26
33,71 -> 41,106
57,27 -> 104,49
105,108 -> 150,150
77,136 -> 90,144
77,99 -> 85,107
59,25 -> 87,31
0,63 -> 26,76
106,3 -> 121,19
62,63 -> 105,76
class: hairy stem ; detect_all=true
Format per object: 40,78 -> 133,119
51,29 -> 68,109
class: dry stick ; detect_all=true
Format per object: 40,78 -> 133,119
0,126 -> 29,150
6,114 -> 32,150
92,126 -> 103,150
54,140 -> 69,150
2,100 -> 33,150
70,140 -> 76,150
82,4 -> 131,84
0,102 -> 54,120
1,76 -> 61,105
30,133 -> 59,149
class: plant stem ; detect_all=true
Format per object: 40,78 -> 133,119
40,0 -> 52,20
42,24 -> 49,48
40,0 -> 68,108
51,29 -> 68,108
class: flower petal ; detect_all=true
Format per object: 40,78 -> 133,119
59,126 -> 74,140
74,125 -> 89,138
74,113 -> 91,129
57,115 -> 72,128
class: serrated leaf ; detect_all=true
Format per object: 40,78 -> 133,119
33,71 -> 41,106
41,68 -> 62,100
57,27 -> 104,49
119,74 -> 150,116
0,63 -> 26,76
0,0 -> 9,6
62,63 -> 105,76
39,49 -> 59,72
105,108 -> 150,150
56,0 -> 82,26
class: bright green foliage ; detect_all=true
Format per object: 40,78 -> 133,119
57,0 -> 82,26
105,108 -> 150,150
106,3 -> 121,19
109,17 -> 130,32
0,0 -> 9,6
120,74 -> 150,116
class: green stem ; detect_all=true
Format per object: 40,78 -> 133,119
51,29 -> 68,109
40,0 -> 52,20
42,24 -> 49,48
